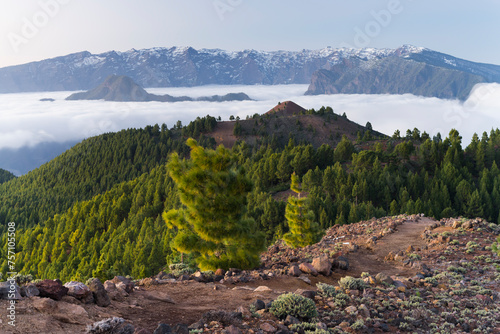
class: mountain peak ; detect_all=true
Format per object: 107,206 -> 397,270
66,74 -> 149,101
266,101 -> 307,115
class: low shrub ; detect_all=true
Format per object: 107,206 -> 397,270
339,276 -> 366,290
351,319 -> 365,330
408,253 -> 422,261
168,263 -> 193,277
270,293 -> 318,320
492,236 -> 500,257
316,282 -> 337,298
10,273 -> 33,285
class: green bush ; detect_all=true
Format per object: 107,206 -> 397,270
492,236 -> 500,257
466,241 -> 479,250
168,263 -> 193,277
447,266 -> 467,274
270,293 -> 318,320
306,330 -> 331,334
290,322 -> 331,334
339,276 -> 366,290
85,277 -> 98,286
10,273 -> 33,285
290,323 -> 316,332
351,319 -> 365,330
408,253 -> 422,261
332,292 -> 349,307
316,282 -> 337,298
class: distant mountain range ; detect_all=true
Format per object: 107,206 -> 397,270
66,75 -> 252,102
1,45 -> 499,99
305,55 -> 486,100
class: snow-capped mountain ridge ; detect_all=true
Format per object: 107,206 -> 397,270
0,45 -> 498,94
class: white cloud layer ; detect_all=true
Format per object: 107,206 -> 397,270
0,83 -> 500,151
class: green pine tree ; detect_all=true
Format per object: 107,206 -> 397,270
283,173 -> 323,248
163,138 -> 265,271
466,190 -> 484,218
389,200 -> 399,216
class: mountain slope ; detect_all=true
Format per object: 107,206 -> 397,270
305,56 -> 486,100
1,45 -> 499,95
6,164 -> 177,281
0,169 -> 15,184
0,123 -> 216,229
66,75 -> 150,101
212,101 -> 386,149
407,48 -> 500,81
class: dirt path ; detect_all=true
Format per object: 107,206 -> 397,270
122,216 -> 437,330
344,217 -> 435,277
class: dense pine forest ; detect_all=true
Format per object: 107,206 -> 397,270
0,119 -> 216,230
1,106 -> 500,282
0,168 -> 15,184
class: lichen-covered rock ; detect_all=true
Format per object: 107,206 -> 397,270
20,283 -> 39,298
138,277 -> 157,287
298,275 -> 311,285
345,305 -> 358,315
462,220 -> 473,229
0,281 -> 22,300
260,322 -> 276,333
103,281 -> 116,291
375,273 -> 394,286
86,317 -> 134,334
87,278 -> 111,307
254,286 -> 273,293
192,271 -> 206,282
64,281 -> 91,300
111,276 -> 134,293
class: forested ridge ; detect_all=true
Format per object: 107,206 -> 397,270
1,106 -> 500,282
0,119 -> 217,230
0,168 -> 15,184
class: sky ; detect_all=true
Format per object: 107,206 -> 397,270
1,0 -> 500,68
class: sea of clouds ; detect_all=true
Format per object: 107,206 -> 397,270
0,83 -> 499,151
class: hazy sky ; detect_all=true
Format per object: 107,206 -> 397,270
1,0 -> 500,68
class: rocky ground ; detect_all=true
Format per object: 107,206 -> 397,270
0,214 -> 499,333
